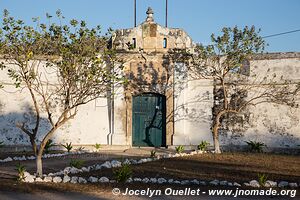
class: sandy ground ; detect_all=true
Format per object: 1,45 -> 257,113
0,148 -> 173,179
0,149 -> 299,200
0,191 -> 294,200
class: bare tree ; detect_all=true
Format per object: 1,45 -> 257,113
0,9 -> 124,176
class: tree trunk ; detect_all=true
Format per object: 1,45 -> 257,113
212,109 -> 238,153
212,110 -> 226,154
29,136 -> 37,155
34,121 -> 68,177
36,153 -> 43,177
213,122 -> 221,153
33,111 -> 75,177
36,134 -> 50,177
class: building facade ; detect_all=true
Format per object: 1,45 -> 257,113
0,8 -> 300,151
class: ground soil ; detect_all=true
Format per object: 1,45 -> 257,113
79,152 -> 300,183
0,148 -> 171,179
0,151 -> 299,199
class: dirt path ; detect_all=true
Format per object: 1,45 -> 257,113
0,191 -> 291,200
0,148 -> 173,178
1,151 -> 299,200
0,191 -> 107,200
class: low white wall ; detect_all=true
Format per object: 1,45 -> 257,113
175,55 -> 300,149
173,70 -> 214,145
0,84 -> 111,145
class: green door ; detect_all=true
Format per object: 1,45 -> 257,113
132,93 -> 166,147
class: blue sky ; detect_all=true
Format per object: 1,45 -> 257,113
1,0 -> 300,52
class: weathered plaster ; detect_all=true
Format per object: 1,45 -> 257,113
112,9 -> 194,146
0,9 -> 299,151
217,56 -> 300,148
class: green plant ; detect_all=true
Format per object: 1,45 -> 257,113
113,163 -> 132,183
62,142 -> 73,152
150,150 -> 156,158
0,10 -> 124,177
16,163 -> 26,181
198,140 -> 210,151
175,145 -> 184,153
76,146 -> 85,152
44,139 -> 55,154
258,173 -> 268,186
69,159 -> 85,168
245,140 -> 266,153
94,143 -> 101,150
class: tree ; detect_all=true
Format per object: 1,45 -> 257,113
176,26 -> 300,153
0,9 -> 124,176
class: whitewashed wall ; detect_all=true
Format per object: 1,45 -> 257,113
173,63 -> 214,145
174,55 -> 300,149
0,59 -> 125,146
219,57 -> 300,148
1,55 -> 300,149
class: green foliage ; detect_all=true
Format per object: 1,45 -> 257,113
69,159 -> 85,168
194,26 -> 265,73
76,146 -> 85,152
62,142 -> 73,152
44,139 -> 55,154
198,140 -> 210,151
0,141 -> 4,148
150,150 -> 156,158
0,9 -> 126,177
94,143 -> 101,150
175,145 -> 184,153
245,140 -> 266,153
16,163 -> 26,181
0,9 -> 125,122
126,42 -> 135,50
170,26 -> 267,154
113,163 -> 132,183
258,173 -> 268,187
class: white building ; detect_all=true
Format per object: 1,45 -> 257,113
0,8 -> 300,152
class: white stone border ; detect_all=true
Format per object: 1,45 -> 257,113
47,151 -> 204,177
23,172 -> 299,189
21,150 -> 299,189
0,151 -> 89,163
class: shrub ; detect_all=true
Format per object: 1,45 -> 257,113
150,150 -> 156,158
258,173 -> 268,186
198,140 -> 210,151
113,163 -> 132,183
175,145 -> 184,153
94,143 -> 101,151
16,162 -> 26,181
76,146 -> 85,152
44,139 -> 55,154
69,159 -> 85,168
245,140 -> 266,153
62,142 -> 73,152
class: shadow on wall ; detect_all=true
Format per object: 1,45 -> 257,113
171,92 -> 212,124
0,102 -> 52,145
127,53 -> 211,124
127,60 -> 169,94
219,114 -> 300,149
